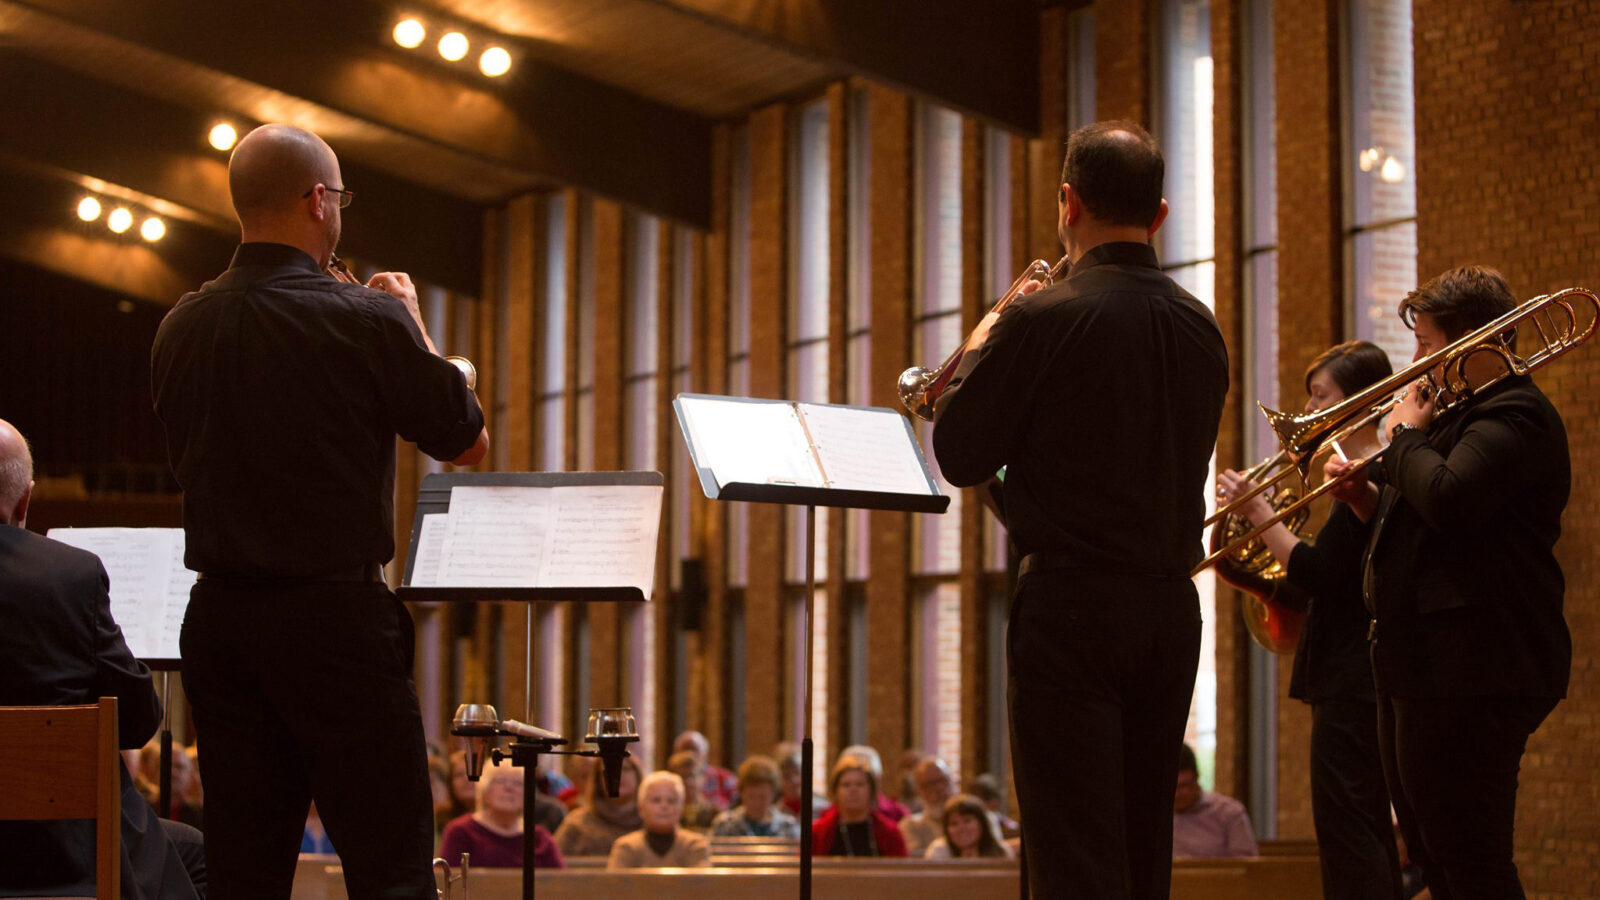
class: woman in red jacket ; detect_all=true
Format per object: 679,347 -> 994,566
811,757 -> 907,857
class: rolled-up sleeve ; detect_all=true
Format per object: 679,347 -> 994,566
366,298 -> 485,462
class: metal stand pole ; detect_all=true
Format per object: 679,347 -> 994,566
799,504 -> 816,900
158,671 -> 172,819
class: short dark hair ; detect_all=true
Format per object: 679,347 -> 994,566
1398,266 -> 1517,343
1304,340 -> 1393,397
1178,744 -> 1198,775
1060,120 -> 1165,227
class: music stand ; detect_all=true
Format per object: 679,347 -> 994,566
674,393 -> 949,900
46,527 -> 192,821
397,471 -> 663,900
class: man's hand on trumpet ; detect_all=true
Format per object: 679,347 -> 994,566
1217,470 -> 1274,526
367,270 -> 439,355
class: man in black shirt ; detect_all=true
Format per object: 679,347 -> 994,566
933,121 -> 1228,899
151,124 -> 487,899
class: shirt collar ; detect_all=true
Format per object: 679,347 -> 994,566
229,242 -> 323,274
1072,241 -> 1162,273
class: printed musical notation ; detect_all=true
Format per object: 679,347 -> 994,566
46,527 -> 194,661
410,483 -> 663,595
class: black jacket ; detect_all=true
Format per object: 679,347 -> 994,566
0,524 -> 197,900
1362,376 -> 1571,699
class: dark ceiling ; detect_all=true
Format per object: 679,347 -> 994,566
0,0 -> 1049,300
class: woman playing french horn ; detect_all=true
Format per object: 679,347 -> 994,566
1216,341 -> 1404,900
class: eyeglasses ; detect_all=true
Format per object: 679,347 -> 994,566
302,184 -> 354,209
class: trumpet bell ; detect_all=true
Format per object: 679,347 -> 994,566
898,366 -> 937,420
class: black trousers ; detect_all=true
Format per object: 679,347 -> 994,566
1376,693 -> 1556,900
1308,698 -> 1402,900
1007,568 -> 1201,900
180,580 -> 436,900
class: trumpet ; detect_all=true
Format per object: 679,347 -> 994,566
1195,286 -> 1600,576
898,255 -> 1070,420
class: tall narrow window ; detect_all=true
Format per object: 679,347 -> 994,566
1346,0 -> 1417,368
726,128 -> 753,590
535,193 -> 569,737
624,212 -> 660,767
1068,7 -> 1097,129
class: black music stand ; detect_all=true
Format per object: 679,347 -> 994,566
45,527 -> 192,821
674,394 -> 949,900
397,470 -> 663,900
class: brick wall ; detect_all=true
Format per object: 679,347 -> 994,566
1413,2 -> 1600,895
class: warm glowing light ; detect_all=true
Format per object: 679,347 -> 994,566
107,208 -> 134,234
479,46 -> 512,77
438,31 -> 469,61
1379,155 -> 1406,184
140,217 -> 167,242
209,122 -> 238,151
1358,146 -> 1382,173
393,17 -> 426,49
77,196 -> 102,222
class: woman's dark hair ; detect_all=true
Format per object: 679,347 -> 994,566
1304,340 -> 1393,396
1398,265 -> 1517,345
941,794 -> 1008,858
1060,120 -> 1165,227
828,757 -> 879,803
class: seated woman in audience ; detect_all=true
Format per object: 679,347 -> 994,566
667,750 -> 718,831
438,763 -> 564,870
924,794 -> 1013,859
776,743 -> 829,819
839,744 -> 908,823
712,755 -> 801,838
553,757 -> 644,857
446,750 -> 478,822
606,771 -> 713,869
812,757 -> 907,857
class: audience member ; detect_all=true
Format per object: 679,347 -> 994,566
606,771 -> 713,869
667,750 -> 718,831
1171,745 -> 1258,858
183,743 -> 204,810
775,743 -> 829,819
558,756 -> 593,810
673,730 -> 738,810
712,755 -> 801,838
925,794 -> 1014,859
899,757 -> 957,856
446,750 -> 478,823
0,417 -> 205,899
812,757 -> 908,857
894,748 -> 926,812
429,752 -> 454,838
438,764 -> 564,870
553,757 -> 644,857
968,773 -> 1021,838
139,738 -> 205,829
839,744 -> 909,823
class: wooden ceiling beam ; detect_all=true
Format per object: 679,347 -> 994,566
641,0 -> 1042,133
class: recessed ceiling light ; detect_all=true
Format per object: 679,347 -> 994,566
209,122 -> 239,152
140,217 -> 167,242
394,17 -> 426,49
107,207 -> 134,234
479,46 -> 512,77
438,31 -> 469,62
77,196 -> 103,222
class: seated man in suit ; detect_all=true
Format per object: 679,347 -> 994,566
0,417 -> 205,899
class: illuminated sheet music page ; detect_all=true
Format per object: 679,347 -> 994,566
675,396 -> 824,488
426,483 -> 663,593
797,403 -> 936,495
45,527 -> 194,660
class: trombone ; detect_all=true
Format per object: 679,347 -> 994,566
1195,286 -> 1600,576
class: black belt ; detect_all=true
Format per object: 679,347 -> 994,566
1019,551 -> 1189,582
198,562 -> 386,584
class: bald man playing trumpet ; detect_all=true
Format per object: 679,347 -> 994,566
152,124 -> 487,898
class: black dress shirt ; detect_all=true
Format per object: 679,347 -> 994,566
932,242 -> 1229,576
1286,502 -> 1377,702
151,243 -> 483,577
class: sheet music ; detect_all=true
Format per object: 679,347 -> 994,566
437,486 -> 553,586
408,514 -> 448,587
677,396 -> 824,488
44,527 -> 194,660
541,485 -> 664,595
798,403 -> 936,495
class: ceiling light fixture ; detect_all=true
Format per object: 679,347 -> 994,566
479,46 -> 512,77
394,17 -> 426,49
438,31 -> 469,62
77,196 -> 103,222
107,207 -> 134,234
140,217 -> 167,242
209,122 -> 239,152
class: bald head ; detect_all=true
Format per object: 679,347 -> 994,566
0,418 -> 35,526
229,124 -> 339,221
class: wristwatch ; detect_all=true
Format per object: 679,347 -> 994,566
1390,421 -> 1421,442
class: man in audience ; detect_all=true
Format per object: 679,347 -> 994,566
968,774 -> 1020,838
138,738 -> 204,830
667,750 -> 718,830
673,730 -> 737,810
0,417 -> 206,899
1171,744 -> 1258,858
775,742 -> 829,819
899,757 -> 957,855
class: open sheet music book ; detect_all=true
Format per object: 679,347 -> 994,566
403,477 -> 663,599
673,394 -> 949,512
45,527 -> 193,662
